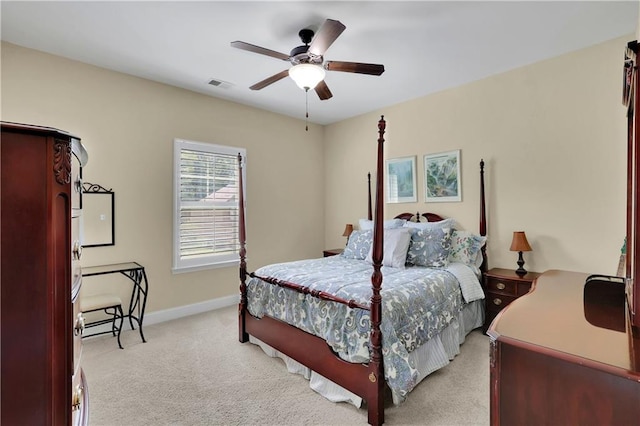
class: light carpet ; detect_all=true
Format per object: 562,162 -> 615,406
82,305 -> 489,425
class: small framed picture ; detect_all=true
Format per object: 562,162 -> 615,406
386,156 -> 417,203
424,149 -> 462,202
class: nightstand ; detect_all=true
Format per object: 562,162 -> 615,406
323,248 -> 344,257
483,267 -> 542,330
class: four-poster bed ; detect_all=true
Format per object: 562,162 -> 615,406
237,116 -> 488,425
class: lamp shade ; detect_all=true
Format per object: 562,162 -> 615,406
288,64 -> 325,90
342,224 -> 354,238
510,231 -> 532,252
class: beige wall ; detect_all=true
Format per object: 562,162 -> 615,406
324,35 -> 632,275
1,33 -> 634,315
1,42 -> 325,313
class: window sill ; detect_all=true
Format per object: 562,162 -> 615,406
172,259 -> 239,274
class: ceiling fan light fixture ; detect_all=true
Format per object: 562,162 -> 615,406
289,63 -> 325,91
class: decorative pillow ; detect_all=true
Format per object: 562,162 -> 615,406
359,218 -> 406,231
406,227 -> 453,268
448,230 -> 487,267
366,227 -> 412,268
342,230 -> 373,260
403,218 -> 457,231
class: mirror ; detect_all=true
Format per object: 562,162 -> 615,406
82,182 -> 115,247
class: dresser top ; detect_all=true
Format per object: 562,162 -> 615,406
488,269 -> 639,375
1,121 -> 77,138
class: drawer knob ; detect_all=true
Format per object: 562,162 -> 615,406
74,177 -> 83,194
72,384 -> 83,411
496,282 -> 506,290
74,313 -> 85,336
493,298 -> 503,306
72,240 -> 82,260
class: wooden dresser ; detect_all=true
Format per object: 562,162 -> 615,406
488,270 -> 640,425
1,122 -> 89,425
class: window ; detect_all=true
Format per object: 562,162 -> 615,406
173,138 -> 246,273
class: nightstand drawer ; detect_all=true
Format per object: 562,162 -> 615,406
487,277 -> 519,296
487,293 -> 518,310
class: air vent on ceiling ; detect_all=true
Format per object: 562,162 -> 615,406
208,78 -> 231,89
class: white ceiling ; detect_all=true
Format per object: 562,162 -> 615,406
1,1 -> 637,125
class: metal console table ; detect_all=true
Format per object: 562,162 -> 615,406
82,262 -> 149,343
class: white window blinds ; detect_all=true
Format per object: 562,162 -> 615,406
173,139 -> 246,272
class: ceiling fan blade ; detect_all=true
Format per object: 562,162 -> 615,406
249,70 -> 290,90
231,41 -> 290,61
308,19 -> 346,57
314,80 -> 333,100
325,61 -> 385,76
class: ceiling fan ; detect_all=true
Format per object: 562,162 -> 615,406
231,19 -> 385,100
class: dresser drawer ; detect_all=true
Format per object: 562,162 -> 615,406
72,296 -> 83,375
72,216 -> 82,288
71,368 -> 89,426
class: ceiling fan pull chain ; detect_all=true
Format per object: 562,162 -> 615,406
305,89 -> 309,131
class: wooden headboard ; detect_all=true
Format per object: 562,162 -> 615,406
394,212 -> 445,222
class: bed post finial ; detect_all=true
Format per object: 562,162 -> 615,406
238,153 -> 249,342
368,115 -> 386,426
378,115 -> 386,134
479,159 -> 488,273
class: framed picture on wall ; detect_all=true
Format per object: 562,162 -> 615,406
386,156 -> 417,203
424,149 -> 462,202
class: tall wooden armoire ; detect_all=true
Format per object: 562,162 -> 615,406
1,122 -> 89,425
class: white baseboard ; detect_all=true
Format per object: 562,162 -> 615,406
83,294 -> 239,336
144,293 -> 239,326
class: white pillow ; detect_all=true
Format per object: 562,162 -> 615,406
359,218 -> 406,230
403,218 -> 457,231
366,227 -> 412,268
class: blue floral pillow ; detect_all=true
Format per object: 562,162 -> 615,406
406,227 -> 453,268
342,230 -> 373,260
448,230 -> 486,267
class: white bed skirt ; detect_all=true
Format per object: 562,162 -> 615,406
249,299 -> 485,407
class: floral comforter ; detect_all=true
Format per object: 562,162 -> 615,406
246,255 -> 484,403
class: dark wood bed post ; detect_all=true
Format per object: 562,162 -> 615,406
479,159 -> 488,273
367,116 -> 386,426
367,172 -> 373,221
238,153 -> 249,343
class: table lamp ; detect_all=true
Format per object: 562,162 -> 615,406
510,231 -> 532,276
342,224 -> 354,244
